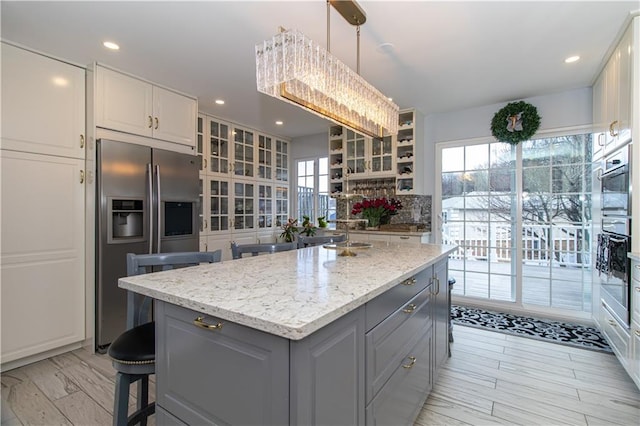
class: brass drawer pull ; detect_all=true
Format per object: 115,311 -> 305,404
402,303 -> 417,314
400,236 -> 410,240
635,264 -> 640,269
609,120 -> 619,137
608,319 -> 617,327
402,278 -> 416,286
193,316 -> 223,331
402,356 -> 416,369
635,287 -> 640,292
635,330 -> 640,337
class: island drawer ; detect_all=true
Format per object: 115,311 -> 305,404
155,301 -> 290,426
365,286 -> 432,403
365,267 -> 430,331
365,327 -> 432,426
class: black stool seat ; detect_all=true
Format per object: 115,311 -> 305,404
108,322 -> 155,365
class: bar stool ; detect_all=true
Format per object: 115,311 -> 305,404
230,241 -> 297,259
296,234 -> 346,249
108,251 -> 221,426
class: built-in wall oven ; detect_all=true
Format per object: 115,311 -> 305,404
596,142 -> 632,327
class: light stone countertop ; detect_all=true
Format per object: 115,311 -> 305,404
628,252 -> 640,262
119,242 -> 456,340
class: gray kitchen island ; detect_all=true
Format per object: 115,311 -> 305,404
119,242 -> 457,425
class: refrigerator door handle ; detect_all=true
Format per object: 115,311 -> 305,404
155,164 -> 162,253
147,163 -> 154,254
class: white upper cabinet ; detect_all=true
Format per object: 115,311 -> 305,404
1,43 -> 85,159
593,22 -> 634,154
96,65 -> 196,147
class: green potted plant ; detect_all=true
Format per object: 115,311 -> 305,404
280,218 -> 299,242
301,215 -> 317,237
317,216 -> 328,228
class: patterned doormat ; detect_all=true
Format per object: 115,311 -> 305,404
451,305 -> 612,353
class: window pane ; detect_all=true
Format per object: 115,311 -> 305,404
442,147 -> 464,172
465,144 -> 488,170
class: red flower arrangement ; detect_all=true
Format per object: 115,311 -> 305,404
351,197 -> 403,228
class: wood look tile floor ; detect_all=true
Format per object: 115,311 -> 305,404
2,325 -> 639,425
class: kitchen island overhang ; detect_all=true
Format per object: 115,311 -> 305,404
119,242 -> 457,425
118,242 -> 457,340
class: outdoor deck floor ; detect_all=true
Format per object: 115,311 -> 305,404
449,258 -> 593,312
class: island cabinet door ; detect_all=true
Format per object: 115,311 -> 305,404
432,258 -> 450,378
155,301 -> 290,426
290,307 -> 366,426
365,327 -> 432,426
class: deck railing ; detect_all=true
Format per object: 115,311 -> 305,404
443,222 -> 591,268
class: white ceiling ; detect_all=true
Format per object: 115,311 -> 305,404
2,1 -> 638,139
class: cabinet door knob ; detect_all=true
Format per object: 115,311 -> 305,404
148,115 -> 153,128
402,303 -> 417,314
402,356 -> 417,369
80,134 -> 85,149
193,316 -> 223,331
609,120 -> 619,137
402,277 -> 416,286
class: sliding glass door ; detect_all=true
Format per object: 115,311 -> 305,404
438,133 -> 592,313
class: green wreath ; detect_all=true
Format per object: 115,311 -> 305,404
490,101 -> 541,145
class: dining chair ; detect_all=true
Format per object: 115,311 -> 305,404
297,234 -> 347,249
230,241 -> 297,259
108,250 -> 221,426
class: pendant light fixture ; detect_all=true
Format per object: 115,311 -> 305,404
255,0 -> 399,138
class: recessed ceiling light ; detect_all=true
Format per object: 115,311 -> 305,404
564,55 -> 580,64
275,120 -> 283,125
376,42 -> 395,54
103,41 -> 120,50
52,77 -> 69,87
215,99 -> 225,105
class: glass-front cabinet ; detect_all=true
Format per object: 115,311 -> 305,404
198,113 -> 290,257
258,183 -> 274,229
371,135 -> 394,174
345,129 -> 367,176
233,126 -> 254,178
258,135 -> 273,180
197,115 -> 230,175
275,184 -> 289,227
232,181 -> 255,232
275,139 -> 289,183
327,108 -> 423,195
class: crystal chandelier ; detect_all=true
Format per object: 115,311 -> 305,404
255,1 -> 399,138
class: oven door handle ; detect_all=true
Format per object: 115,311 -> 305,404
607,236 -> 628,244
600,164 -> 627,180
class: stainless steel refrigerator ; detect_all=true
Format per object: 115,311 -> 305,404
96,139 -> 199,351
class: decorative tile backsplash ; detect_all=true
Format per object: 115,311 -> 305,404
336,194 -> 432,231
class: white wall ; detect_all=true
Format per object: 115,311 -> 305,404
291,132 -> 328,160
422,87 -> 594,197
